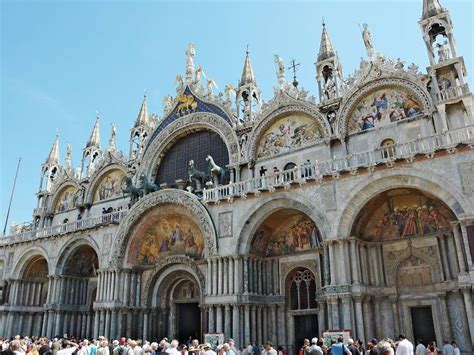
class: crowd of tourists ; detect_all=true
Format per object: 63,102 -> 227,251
0,334 -> 463,355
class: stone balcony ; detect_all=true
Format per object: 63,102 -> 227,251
203,124 -> 474,202
1,209 -> 128,245
436,83 -> 470,102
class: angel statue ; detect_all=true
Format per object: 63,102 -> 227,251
185,43 -> 196,83
274,54 -> 286,87
361,23 -> 375,60
175,74 -> 184,95
224,84 -> 236,107
108,123 -> 116,150
206,78 -> 217,99
163,95 -> 174,115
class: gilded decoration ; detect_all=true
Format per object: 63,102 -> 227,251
93,169 -> 126,202
256,113 -> 325,158
352,188 -> 454,241
251,210 -> 320,257
349,87 -> 422,132
127,204 -> 205,265
55,186 -> 78,213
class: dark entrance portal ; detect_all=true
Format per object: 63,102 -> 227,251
177,302 -> 201,343
294,315 -> 319,355
411,306 -> 436,345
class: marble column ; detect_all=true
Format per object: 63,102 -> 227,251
243,257 -> 249,294
208,306 -> 215,333
451,222 -> 467,274
256,306 -> 262,345
224,305 -> 231,338
460,221 -> 474,270
223,259 -> 229,295
330,297 -> 339,329
270,304 -> 277,345
216,305 -> 223,333
207,259 -> 212,296
234,257 -> 241,294
123,270 -> 130,306
229,258 -> 234,294
340,296 -> 352,329
244,305 -> 250,345
349,239 -> 360,284
213,259 -> 218,296
329,242 -> 337,285
93,310 -> 100,338
352,297 -> 365,341
389,296 -> 400,338
318,301 -> 327,336
250,305 -> 257,343
218,258 -> 223,295
143,311 -> 149,341
362,297 -> 373,342
438,234 -> 452,280
232,305 -> 240,347
461,287 -> 474,348
277,304 -> 286,348
438,294 -> 452,340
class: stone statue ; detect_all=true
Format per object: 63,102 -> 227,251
324,75 -> 337,100
108,123 -> 116,150
175,74 -> 184,95
188,160 -> 206,191
65,143 -> 72,169
274,54 -> 286,87
206,155 -> 225,186
185,43 -> 196,83
224,84 -> 236,107
206,78 -> 217,99
437,41 -> 450,63
140,174 -> 160,194
163,95 -> 174,115
362,23 -> 375,59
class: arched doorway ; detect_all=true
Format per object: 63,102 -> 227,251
349,187 -> 470,348
149,269 -> 203,342
59,245 -> 98,338
249,208 -> 323,353
286,268 -> 319,355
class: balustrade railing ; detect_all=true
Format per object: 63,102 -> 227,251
436,83 -> 469,102
203,125 -> 474,202
1,210 -> 128,245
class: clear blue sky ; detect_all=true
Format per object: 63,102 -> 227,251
1,0 -> 473,233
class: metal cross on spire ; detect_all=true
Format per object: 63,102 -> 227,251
288,59 -> 300,88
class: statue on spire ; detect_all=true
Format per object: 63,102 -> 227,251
108,123 -> 116,151
65,143 -> 72,170
361,23 -> 375,60
185,43 -> 196,84
274,55 -> 286,88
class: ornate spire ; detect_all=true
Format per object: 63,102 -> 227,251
318,20 -> 335,61
422,0 -> 444,19
86,114 -> 101,149
45,132 -> 60,165
240,47 -> 257,87
134,94 -> 149,128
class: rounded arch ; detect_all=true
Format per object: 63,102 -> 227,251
84,163 -> 127,204
142,255 -> 205,307
394,254 -> 438,288
335,169 -> 470,239
248,104 -> 330,161
285,267 -> 318,311
237,193 -> 330,254
49,181 -> 80,214
140,112 -> 240,181
336,77 -> 434,137
110,189 -> 217,267
11,246 -> 51,279
55,236 -> 101,274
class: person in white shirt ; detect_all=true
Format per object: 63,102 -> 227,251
441,340 -> 454,355
262,342 -> 277,355
57,341 -> 79,355
202,343 -> 217,355
414,339 -> 425,355
166,340 -> 180,355
451,341 -> 460,355
305,338 -> 323,355
395,335 -> 413,355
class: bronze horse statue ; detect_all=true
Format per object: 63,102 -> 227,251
122,176 -> 143,203
188,160 -> 206,191
140,174 -> 160,194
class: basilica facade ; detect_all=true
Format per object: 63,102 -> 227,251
1,0 -> 474,353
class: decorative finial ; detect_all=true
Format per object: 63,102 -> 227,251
144,88 -> 147,98
246,44 -> 249,55
288,59 -> 300,88
322,16 -> 325,26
